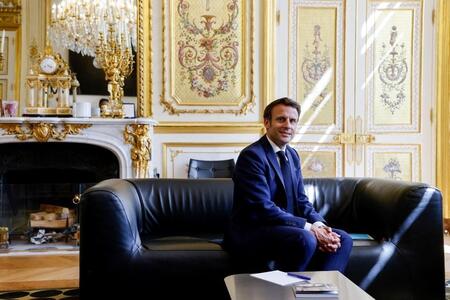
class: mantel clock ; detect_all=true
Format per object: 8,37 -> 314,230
24,45 -> 77,116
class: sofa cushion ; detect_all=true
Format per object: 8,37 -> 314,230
128,179 -> 234,236
143,235 -> 224,251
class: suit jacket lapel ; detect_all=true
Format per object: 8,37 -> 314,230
260,136 -> 285,187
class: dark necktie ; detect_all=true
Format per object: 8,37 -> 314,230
277,150 -> 294,213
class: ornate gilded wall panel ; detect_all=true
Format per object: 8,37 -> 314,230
366,145 -> 420,182
289,0 -> 344,133
0,37 -> 8,75
161,0 -> 255,115
292,143 -> 343,178
162,142 -> 248,178
367,1 -> 421,132
0,79 -> 7,100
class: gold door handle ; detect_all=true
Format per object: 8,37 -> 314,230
355,134 -> 375,144
333,133 -> 356,144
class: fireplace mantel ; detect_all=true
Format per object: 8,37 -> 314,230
0,117 -> 157,178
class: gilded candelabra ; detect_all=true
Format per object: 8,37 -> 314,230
95,25 -> 134,118
49,0 -> 137,118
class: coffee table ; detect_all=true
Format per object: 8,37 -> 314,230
225,271 -> 374,300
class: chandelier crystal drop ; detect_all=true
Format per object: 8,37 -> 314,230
49,0 -> 137,57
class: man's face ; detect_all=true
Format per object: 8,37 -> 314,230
264,104 -> 299,148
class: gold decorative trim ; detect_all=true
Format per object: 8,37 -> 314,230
154,122 -> 264,134
0,122 -> 91,142
160,0 -> 255,115
137,0 -> 152,117
0,0 -> 21,28
124,124 -> 151,178
437,0 -> 450,218
263,0 -> 276,113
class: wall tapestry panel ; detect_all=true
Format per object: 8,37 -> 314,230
161,0 -> 254,115
289,0 -> 344,133
367,1 -> 421,132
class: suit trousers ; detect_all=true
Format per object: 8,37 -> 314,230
225,224 -> 353,273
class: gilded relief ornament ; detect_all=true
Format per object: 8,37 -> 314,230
378,26 -> 408,114
306,158 -> 325,173
177,0 -> 239,98
124,124 -> 151,178
383,158 -> 402,180
0,123 -> 91,142
301,25 -> 331,110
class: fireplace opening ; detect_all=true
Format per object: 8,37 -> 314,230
0,142 -> 120,250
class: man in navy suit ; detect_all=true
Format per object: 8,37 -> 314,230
225,97 -> 352,272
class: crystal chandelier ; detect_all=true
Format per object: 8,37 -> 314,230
49,0 -> 137,118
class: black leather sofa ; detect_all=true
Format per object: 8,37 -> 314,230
80,177 -> 444,299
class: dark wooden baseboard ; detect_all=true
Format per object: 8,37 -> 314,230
444,218 -> 450,234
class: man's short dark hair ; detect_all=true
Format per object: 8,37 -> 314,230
263,97 -> 301,120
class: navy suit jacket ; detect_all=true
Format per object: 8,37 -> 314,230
231,135 -> 325,228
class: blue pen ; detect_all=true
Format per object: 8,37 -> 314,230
287,272 -> 311,281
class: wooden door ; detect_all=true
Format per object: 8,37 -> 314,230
274,0 -> 435,183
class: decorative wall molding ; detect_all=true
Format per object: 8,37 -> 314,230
367,1 -> 422,133
291,142 -> 343,177
162,142 -> 247,177
366,144 -> 420,182
154,122 -> 264,134
289,0 -> 344,133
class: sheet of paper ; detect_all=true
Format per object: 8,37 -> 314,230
250,270 -> 305,286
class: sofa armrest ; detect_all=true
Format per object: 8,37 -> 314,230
80,179 -> 143,273
353,178 -> 442,242
351,178 -> 444,298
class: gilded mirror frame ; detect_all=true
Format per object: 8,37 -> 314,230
137,0 -> 151,117
0,0 -> 21,105
44,0 -> 148,117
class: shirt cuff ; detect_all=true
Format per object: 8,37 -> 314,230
304,222 -> 312,231
313,221 -> 326,228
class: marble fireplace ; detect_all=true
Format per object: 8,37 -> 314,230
0,117 -> 156,251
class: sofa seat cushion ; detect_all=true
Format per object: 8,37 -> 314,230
143,235 -> 224,251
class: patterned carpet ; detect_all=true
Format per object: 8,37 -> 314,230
0,288 -> 78,299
